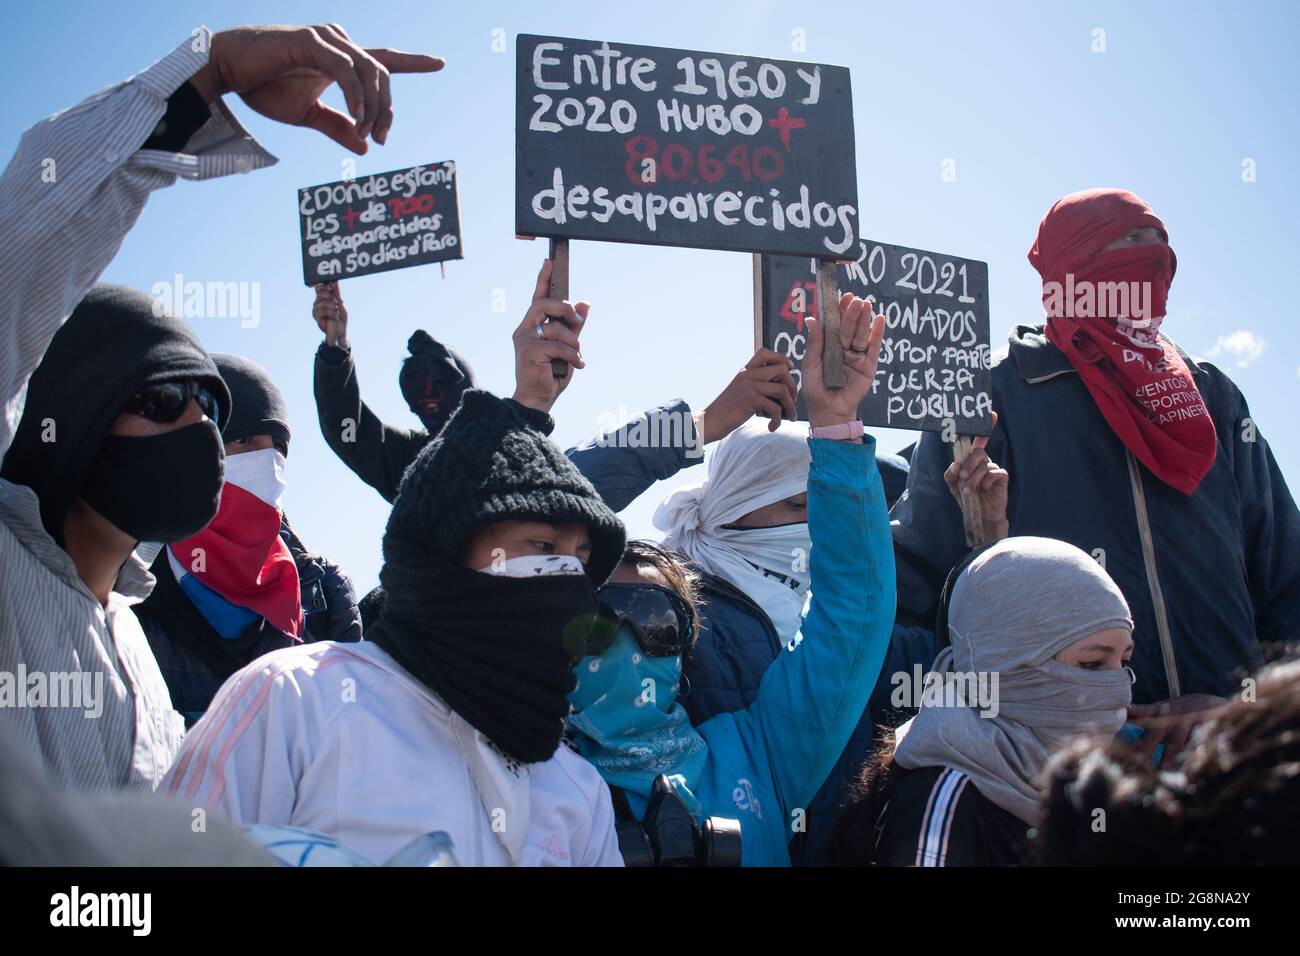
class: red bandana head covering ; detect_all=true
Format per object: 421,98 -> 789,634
1028,188 -> 1216,495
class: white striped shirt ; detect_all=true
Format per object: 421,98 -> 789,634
0,28 -> 276,791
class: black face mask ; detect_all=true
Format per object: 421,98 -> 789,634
370,543 -> 597,765
401,348 -> 471,436
80,420 -> 225,543
415,403 -> 450,435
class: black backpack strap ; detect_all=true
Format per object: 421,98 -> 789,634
607,787 -> 655,866
608,786 -> 639,823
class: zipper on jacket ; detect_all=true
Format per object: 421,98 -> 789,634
1125,449 -> 1181,697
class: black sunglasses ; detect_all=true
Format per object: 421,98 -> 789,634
580,582 -> 695,659
122,381 -> 219,424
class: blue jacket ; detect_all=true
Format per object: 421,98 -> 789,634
687,437 -> 893,865
793,620 -> 937,864
569,402 -> 792,722
580,432 -> 895,865
892,325 -> 1300,703
569,404 -> 900,865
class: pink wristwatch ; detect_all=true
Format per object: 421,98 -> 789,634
809,420 -> 864,441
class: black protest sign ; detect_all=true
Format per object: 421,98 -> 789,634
515,35 -> 858,258
298,161 -> 463,285
760,241 -> 993,435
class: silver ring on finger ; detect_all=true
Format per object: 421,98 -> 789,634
849,344 -> 869,354
535,322 -> 547,340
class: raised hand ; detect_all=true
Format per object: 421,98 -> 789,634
944,411 -> 1009,541
189,24 -> 444,153
697,348 -> 798,441
311,281 -> 348,348
511,260 -> 589,414
802,293 -> 885,428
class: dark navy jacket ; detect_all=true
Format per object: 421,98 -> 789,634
892,325 -> 1300,704
807,328 -> 1300,863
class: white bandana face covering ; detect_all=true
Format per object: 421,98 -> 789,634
707,522 -> 813,637
653,418 -> 812,640
710,523 -> 812,592
223,447 -> 288,511
477,554 -> 586,578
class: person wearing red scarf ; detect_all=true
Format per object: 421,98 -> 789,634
889,188 -> 1300,768
136,354 -> 362,725
1029,189 -> 1217,495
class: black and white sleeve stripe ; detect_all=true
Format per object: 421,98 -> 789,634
914,767 -> 971,867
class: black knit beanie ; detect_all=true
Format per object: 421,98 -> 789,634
0,284 -> 230,541
212,353 -> 291,449
385,389 -> 625,585
398,330 -> 475,429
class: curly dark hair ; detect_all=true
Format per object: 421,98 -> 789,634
823,726 -> 902,866
1036,648 -> 1300,866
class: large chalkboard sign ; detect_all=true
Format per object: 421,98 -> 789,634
298,161 -> 462,285
515,35 -> 857,258
760,241 -> 993,435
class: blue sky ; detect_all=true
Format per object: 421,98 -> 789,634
3,1 -> 1296,595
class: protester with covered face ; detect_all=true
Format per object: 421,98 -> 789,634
1,288 -> 230,789
891,188 -> 1300,766
789,419 -> 1006,865
555,295 -> 923,865
0,23 -> 441,790
828,536 -> 1135,867
645,362 -> 937,866
137,354 -> 361,727
311,281 -> 476,502
164,271 -> 627,866
317,256 -> 810,653
564,295 -> 894,866
571,338 -> 900,726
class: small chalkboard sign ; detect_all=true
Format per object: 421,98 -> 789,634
515,35 -> 858,259
298,161 -> 463,285
760,241 -> 993,435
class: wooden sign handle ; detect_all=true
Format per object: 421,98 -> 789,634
952,435 -> 988,548
817,260 -> 845,389
327,282 -> 343,348
547,238 -> 570,380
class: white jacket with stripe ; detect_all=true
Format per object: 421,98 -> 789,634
163,641 -> 624,867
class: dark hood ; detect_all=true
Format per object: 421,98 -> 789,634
0,284 -> 230,542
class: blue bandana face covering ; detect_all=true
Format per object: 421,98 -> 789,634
566,626 -> 709,819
